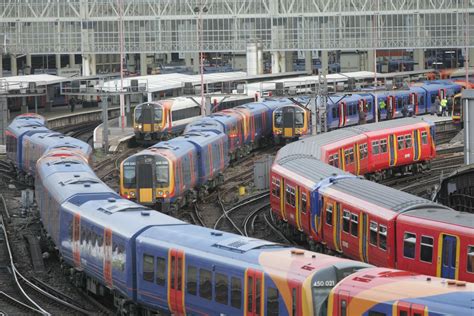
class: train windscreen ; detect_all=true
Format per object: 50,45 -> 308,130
123,157 -> 136,188
155,156 -> 169,188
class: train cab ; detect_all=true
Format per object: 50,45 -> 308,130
272,103 -> 311,144
133,102 -> 165,142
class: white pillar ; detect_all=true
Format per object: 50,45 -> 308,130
69,54 -> 76,67
140,53 -> 147,76
367,50 -> 375,72
26,54 -> 32,73
246,42 -> 258,76
257,42 -> 264,75
0,55 -> 3,78
469,48 -> 474,68
305,51 -> 313,75
414,49 -> 425,71
81,54 -> 96,76
10,55 -> 17,76
272,52 -> 287,74
285,52 -> 293,72
56,54 -> 61,71
320,51 -> 329,75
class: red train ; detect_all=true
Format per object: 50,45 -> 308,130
270,117 -> 474,282
276,117 -> 436,180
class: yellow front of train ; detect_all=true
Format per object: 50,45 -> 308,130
452,93 -> 462,123
134,102 -> 167,142
273,105 -> 310,143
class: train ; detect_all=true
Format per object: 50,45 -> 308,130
133,95 -> 254,142
6,113 -> 474,315
122,98 -> 297,212
270,129 -> 474,283
276,117 -> 436,180
270,79 -> 469,143
5,113 -> 92,185
272,102 -> 312,144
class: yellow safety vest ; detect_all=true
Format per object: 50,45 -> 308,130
440,99 -> 447,108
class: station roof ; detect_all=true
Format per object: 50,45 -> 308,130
0,74 -> 68,92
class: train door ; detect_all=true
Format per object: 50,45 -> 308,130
335,203 -> 342,252
283,107 -> 296,138
354,144 -> 360,175
296,187 -> 302,231
280,178 -> 287,221
389,134 -> 396,167
289,281 -> 302,316
338,102 -> 346,128
410,93 -> 418,114
360,213 -> 369,263
72,213 -> 81,268
338,291 -> 350,316
387,96 -> 394,119
142,105 -> 154,133
168,249 -> 185,315
136,156 -> 155,204
250,115 -> 256,142
246,269 -> 264,316
413,130 -> 421,161
439,88 -> 447,101
103,228 -> 113,287
440,234 -> 458,279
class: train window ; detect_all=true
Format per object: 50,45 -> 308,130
379,225 -> 387,250
199,269 -> 212,300
187,265 -> 197,295
344,149 -> 354,164
397,136 -> 405,150
372,141 -> 380,155
332,108 -> 338,118
367,101 -> 372,113
431,94 -> 437,104
467,246 -> 474,273
350,214 -> 359,237
380,139 -> 387,153
405,135 -> 412,148
301,193 -> 307,214
326,204 -> 333,226
267,287 -> 279,316
143,254 -> 154,282
271,178 -> 281,198
215,273 -> 228,305
155,157 -> 169,188
420,236 -> 434,263
295,109 -> 304,128
154,257 -> 166,286
286,185 -> 296,207
342,211 -> 350,233
341,300 -> 347,316
154,107 -> 163,123
333,153 -> 339,168
359,143 -> 368,160
420,96 -> 425,106
231,277 -> 242,309
247,276 -> 253,312
370,221 -> 378,246
368,312 -> 386,316
421,131 -> 428,145
399,311 -> 408,316
403,233 -> 416,259
397,98 -> 403,109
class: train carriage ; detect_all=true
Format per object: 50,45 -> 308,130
270,155 -> 474,283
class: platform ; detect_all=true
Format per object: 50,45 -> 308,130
93,117 -> 134,152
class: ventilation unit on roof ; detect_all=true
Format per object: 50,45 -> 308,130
213,237 -> 276,253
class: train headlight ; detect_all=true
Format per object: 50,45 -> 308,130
138,124 -> 143,129
158,191 -> 163,196
130,191 -> 135,198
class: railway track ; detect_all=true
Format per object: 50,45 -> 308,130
0,193 -> 98,315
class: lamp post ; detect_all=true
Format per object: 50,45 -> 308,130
194,4 -> 208,116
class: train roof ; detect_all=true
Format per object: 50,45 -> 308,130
275,155 -> 352,187
403,207 -> 474,229
348,116 -> 432,133
277,128 -> 361,160
327,177 -> 449,214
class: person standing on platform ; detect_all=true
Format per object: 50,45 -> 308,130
378,99 -> 386,121
69,97 -> 76,113
440,97 -> 447,116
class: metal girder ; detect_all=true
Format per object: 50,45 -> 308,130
0,0 -> 472,55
